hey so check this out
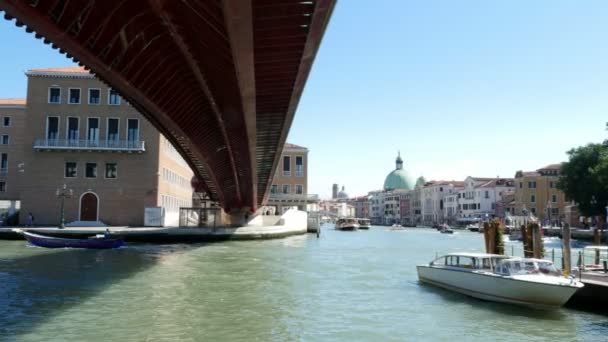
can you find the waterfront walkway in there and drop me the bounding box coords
[0,225,308,242]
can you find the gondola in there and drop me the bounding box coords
[21,230,124,249]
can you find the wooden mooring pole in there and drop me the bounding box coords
[532,223,542,259]
[562,223,571,275]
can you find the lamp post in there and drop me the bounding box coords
[547,200,552,227]
[56,184,73,229]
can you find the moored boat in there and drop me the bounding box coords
[335,218,359,231]
[417,253,583,309]
[358,218,371,229]
[390,224,405,230]
[21,230,124,249]
[439,224,453,234]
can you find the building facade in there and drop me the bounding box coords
[265,143,311,213]
[0,98,26,218]
[7,67,194,226]
[514,164,566,225]
[456,177,514,223]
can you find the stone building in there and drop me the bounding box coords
[2,66,194,226]
[265,143,312,214]
[514,164,566,225]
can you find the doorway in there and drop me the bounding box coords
[80,192,99,221]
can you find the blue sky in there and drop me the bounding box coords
[1,1,607,199]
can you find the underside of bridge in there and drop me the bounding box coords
[0,0,335,213]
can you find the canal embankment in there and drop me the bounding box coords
[0,210,309,242]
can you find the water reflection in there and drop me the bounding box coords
[0,244,191,339]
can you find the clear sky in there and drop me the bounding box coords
[1,1,607,199]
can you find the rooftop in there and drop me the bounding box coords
[26,66,93,78]
[538,163,563,170]
[284,143,307,151]
[28,66,88,73]
[0,98,26,106]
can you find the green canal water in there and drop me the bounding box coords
[0,225,606,341]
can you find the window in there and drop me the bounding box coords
[67,117,79,141]
[0,153,7,171]
[296,184,303,195]
[3,117,10,127]
[108,88,121,105]
[528,181,536,189]
[1,135,8,145]
[86,163,97,178]
[105,163,117,178]
[530,207,536,214]
[552,194,557,203]
[531,195,536,203]
[551,208,559,215]
[87,118,99,144]
[68,88,81,104]
[0,181,5,192]
[283,156,291,176]
[485,191,489,199]
[549,181,555,188]
[47,117,59,140]
[107,118,119,145]
[127,119,139,146]
[282,184,290,194]
[65,162,77,178]
[270,184,278,194]
[295,156,303,176]
[519,182,522,188]
[88,89,100,105]
[49,87,61,103]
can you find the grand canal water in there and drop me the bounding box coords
[1,226,606,341]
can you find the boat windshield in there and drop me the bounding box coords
[495,259,561,276]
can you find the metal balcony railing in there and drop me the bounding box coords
[34,139,145,152]
[268,193,318,202]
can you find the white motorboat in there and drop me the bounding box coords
[466,223,480,232]
[357,218,371,230]
[390,224,405,230]
[335,218,359,231]
[417,253,584,309]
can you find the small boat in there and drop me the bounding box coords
[22,230,124,249]
[357,218,371,229]
[390,224,406,230]
[466,224,479,232]
[417,253,584,309]
[335,218,359,231]
[439,224,453,234]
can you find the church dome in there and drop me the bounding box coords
[383,152,413,191]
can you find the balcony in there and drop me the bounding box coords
[34,139,145,153]
[268,193,318,203]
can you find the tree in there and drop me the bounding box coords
[557,143,608,239]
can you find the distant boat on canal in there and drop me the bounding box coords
[357,218,371,229]
[20,230,124,249]
[417,253,584,309]
[335,218,359,231]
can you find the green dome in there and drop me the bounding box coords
[384,152,413,190]
[384,169,413,191]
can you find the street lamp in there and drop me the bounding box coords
[56,184,73,229]
[546,200,552,227]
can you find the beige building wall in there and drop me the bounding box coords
[15,67,193,226]
[265,143,309,213]
[157,135,194,225]
[270,143,308,196]
[0,99,26,201]
[514,165,566,223]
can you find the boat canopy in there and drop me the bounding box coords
[494,258,561,276]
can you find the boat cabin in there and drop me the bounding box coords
[494,258,561,276]
[429,253,508,271]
